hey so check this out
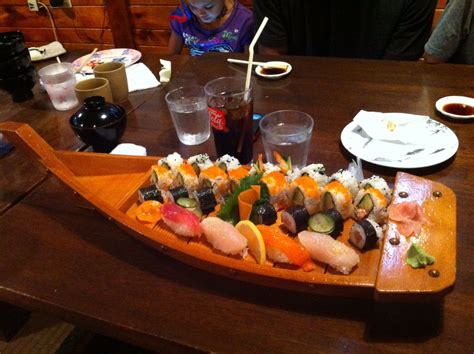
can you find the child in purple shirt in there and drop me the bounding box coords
[168,0,254,56]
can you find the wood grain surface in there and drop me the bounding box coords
[0,53,473,352]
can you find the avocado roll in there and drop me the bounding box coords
[151,164,174,191]
[291,175,321,215]
[321,180,353,220]
[138,185,164,203]
[174,163,199,192]
[251,201,277,225]
[353,187,388,225]
[281,205,310,235]
[349,219,383,250]
[308,209,344,238]
[193,187,217,215]
[166,185,189,203]
[188,153,213,176]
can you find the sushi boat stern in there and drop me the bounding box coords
[0,122,456,302]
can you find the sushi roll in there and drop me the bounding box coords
[308,209,344,238]
[201,217,248,256]
[353,187,388,224]
[261,171,291,210]
[161,202,201,238]
[251,201,277,225]
[257,225,313,270]
[193,187,217,215]
[166,185,189,203]
[281,205,310,234]
[216,154,241,172]
[151,164,174,191]
[300,163,329,188]
[159,152,183,170]
[298,230,360,275]
[290,175,321,215]
[188,153,213,175]
[199,165,230,200]
[216,154,250,191]
[330,169,359,199]
[321,180,353,219]
[138,184,164,203]
[349,219,383,250]
[174,163,199,192]
[175,197,203,218]
[359,175,392,204]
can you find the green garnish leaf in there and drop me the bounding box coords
[406,243,435,269]
[217,173,263,224]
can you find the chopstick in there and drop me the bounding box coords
[75,47,98,73]
[227,58,266,66]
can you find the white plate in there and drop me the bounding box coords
[255,61,292,79]
[435,96,474,120]
[340,116,459,169]
[72,48,142,74]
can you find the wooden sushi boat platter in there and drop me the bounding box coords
[0,122,456,302]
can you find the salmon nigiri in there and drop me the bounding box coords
[257,225,315,271]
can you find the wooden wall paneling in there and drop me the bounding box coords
[104,0,135,48]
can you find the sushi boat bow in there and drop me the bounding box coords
[0,122,456,302]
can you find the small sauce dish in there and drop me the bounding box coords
[435,95,474,120]
[255,61,292,79]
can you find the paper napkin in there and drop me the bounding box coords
[353,110,432,145]
[159,59,171,83]
[126,63,160,92]
[110,143,147,156]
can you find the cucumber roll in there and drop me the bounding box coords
[308,209,344,238]
[281,205,310,235]
[349,219,383,250]
[251,201,277,225]
[193,187,217,215]
[166,185,189,203]
[176,197,203,218]
[138,185,163,203]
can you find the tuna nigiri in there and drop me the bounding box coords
[257,225,315,271]
[200,217,248,256]
[297,230,360,274]
[161,202,201,238]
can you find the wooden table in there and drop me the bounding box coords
[0,53,473,353]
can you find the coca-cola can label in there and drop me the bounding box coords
[208,107,228,132]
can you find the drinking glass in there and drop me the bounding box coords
[204,76,253,164]
[38,62,78,111]
[165,85,211,146]
[259,110,314,168]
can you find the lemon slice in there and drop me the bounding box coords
[235,220,266,264]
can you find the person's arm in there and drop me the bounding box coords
[423,0,470,64]
[253,0,288,55]
[167,31,184,55]
[383,0,437,60]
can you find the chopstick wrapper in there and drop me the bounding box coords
[352,110,442,161]
[126,63,160,92]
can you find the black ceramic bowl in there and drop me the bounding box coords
[0,31,26,61]
[69,96,127,153]
[0,48,32,78]
[0,64,36,102]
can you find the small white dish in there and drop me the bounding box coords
[435,95,474,120]
[255,61,292,79]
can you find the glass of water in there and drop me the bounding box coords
[165,85,211,146]
[38,62,78,111]
[259,110,314,168]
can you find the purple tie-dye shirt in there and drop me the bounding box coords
[170,2,254,56]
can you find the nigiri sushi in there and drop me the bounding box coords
[200,217,248,256]
[297,230,360,274]
[257,225,314,271]
[161,202,201,238]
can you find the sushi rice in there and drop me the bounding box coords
[359,175,392,204]
[330,169,359,199]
